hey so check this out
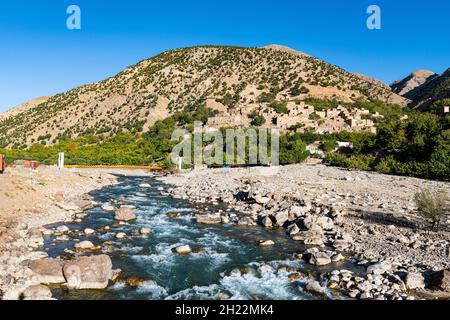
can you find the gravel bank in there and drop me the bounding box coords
[0,167,122,299]
[159,164,450,300]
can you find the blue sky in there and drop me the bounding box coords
[0,0,449,112]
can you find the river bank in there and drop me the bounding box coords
[158,164,450,300]
[0,166,138,299]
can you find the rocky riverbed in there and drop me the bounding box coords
[1,164,449,300]
[159,164,450,300]
[0,166,121,299]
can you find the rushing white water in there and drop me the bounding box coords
[43,175,340,300]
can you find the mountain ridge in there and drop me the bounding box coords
[0,45,408,148]
[391,69,437,97]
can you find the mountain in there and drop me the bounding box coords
[402,68,450,111]
[0,96,50,122]
[0,45,407,148]
[391,69,437,96]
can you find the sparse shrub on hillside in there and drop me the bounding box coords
[270,101,289,114]
[309,113,321,121]
[248,111,266,127]
[257,92,276,104]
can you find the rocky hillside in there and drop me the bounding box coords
[391,69,437,96]
[403,68,450,111]
[0,96,50,122]
[0,45,407,148]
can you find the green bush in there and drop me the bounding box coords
[414,189,448,230]
[270,101,289,114]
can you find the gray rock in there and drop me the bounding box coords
[254,195,271,205]
[56,225,69,233]
[309,251,332,266]
[196,213,222,225]
[367,261,392,275]
[101,204,115,212]
[84,228,95,235]
[29,258,65,284]
[333,239,351,251]
[238,217,257,226]
[63,254,114,290]
[114,206,136,221]
[21,284,52,300]
[75,241,95,250]
[27,228,43,238]
[304,215,334,230]
[305,281,327,295]
[221,215,230,224]
[261,216,273,228]
[172,245,192,255]
[258,240,275,247]
[286,223,300,236]
[405,272,425,290]
[272,211,289,227]
[290,206,306,217]
[293,227,326,246]
[331,253,345,263]
[140,227,152,235]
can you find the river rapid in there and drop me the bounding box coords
[43,175,357,300]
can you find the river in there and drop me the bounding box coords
[43,175,354,300]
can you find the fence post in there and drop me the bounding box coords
[58,152,65,169]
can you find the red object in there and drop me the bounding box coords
[0,155,5,173]
[23,160,40,169]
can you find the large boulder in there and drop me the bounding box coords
[29,258,65,284]
[305,280,327,295]
[292,226,326,246]
[172,245,192,255]
[63,255,114,289]
[196,213,222,225]
[303,215,334,230]
[21,284,52,300]
[114,206,136,221]
[333,239,352,251]
[428,269,450,292]
[75,240,95,251]
[272,211,289,227]
[261,216,273,228]
[367,261,392,275]
[290,206,306,218]
[405,272,425,290]
[308,251,332,266]
[254,195,271,205]
[286,223,300,236]
[237,217,257,226]
[74,199,94,211]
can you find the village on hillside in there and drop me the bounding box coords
[206,100,387,134]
